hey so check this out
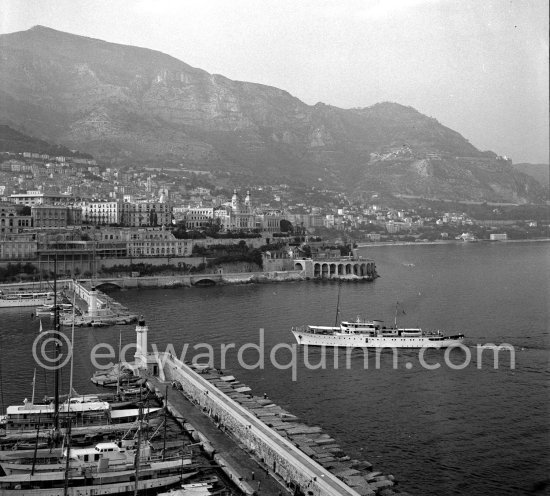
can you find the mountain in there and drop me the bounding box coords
[512,163,549,189]
[0,124,91,157]
[0,25,545,203]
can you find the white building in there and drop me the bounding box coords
[9,191,74,206]
[185,207,214,229]
[126,227,195,257]
[82,200,120,225]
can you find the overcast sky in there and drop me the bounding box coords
[1,0,548,163]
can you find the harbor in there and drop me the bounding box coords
[0,241,547,495]
[0,307,408,495]
[58,315,407,496]
[143,360,404,496]
[0,268,405,495]
[0,8,547,495]
[1,262,377,328]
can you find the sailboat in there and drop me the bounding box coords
[2,401,197,494]
[2,281,112,436]
[0,291,198,494]
[2,280,157,438]
[0,448,198,495]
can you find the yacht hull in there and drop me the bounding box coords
[292,330,465,348]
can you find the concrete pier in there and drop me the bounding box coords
[60,280,138,326]
[148,377,276,495]
[140,352,407,496]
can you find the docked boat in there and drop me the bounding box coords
[4,397,111,433]
[0,456,198,495]
[36,303,73,316]
[46,391,146,410]
[159,478,219,495]
[0,438,184,475]
[91,364,145,388]
[0,407,197,495]
[292,318,465,349]
[0,291,58,308]
[3,397,160,434]
[35,305,55,316]
[1,404,191,494]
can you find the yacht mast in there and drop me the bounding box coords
[68,286,76,397]
[133,403,143,496]
[334,282,342,327]
[116,330,122,398]
[30,415,40,476]
[31,368,36,404]
[53,255,60,433]
[63,420,72,496]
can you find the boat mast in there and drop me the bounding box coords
[63,419,72,496]
[116,329,122,398]
[162,386,168,461]
[334,281,342,326]
[133,403,143,496]
[53,255,60,433]
[68,285,76,398]
[31,368,36,404]
[31,415,40,476]
[394,301,398,328]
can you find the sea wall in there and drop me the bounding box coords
[160,353,364,496]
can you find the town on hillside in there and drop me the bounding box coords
[0,148,548,282]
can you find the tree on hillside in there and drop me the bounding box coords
[301,245,312,258]
[204,217,222,237]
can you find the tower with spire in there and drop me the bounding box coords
[231,189,240,213]
[228,189,255,229]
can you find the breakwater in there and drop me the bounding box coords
[143,353,409,496]
[63,280,138,326]
[0,261,377,297]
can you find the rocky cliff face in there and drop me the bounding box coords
[0,26,544,202]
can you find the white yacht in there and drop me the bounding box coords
[0,290,57,308]
[292,317,465,349]
[0,455,197,495]
[4,397,160,433]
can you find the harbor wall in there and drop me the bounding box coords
[74,271,305,289]
[0,262,372,294]
[0,271,304,293]
[158,352,362,496]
